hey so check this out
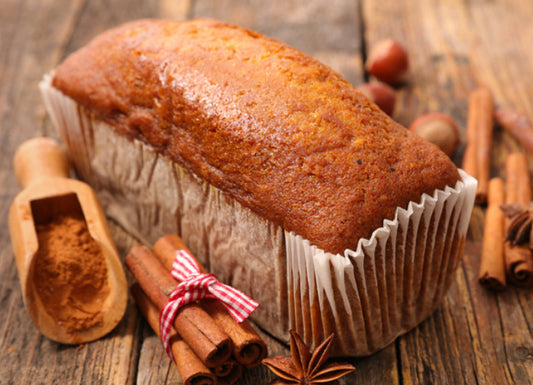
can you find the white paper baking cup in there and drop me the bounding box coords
[285,169,475,355]
[40,74,477,356]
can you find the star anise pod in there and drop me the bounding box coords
[262,330,355,385]
[500,202,533,248]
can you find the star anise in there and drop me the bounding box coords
[500,202,533,248]
[262,330,355,385]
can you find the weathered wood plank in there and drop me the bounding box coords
[467,0,533,117]
[363,0,476,130]
[0,1,86,384]
[0,0,83,146]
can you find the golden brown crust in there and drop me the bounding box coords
[52,18,459,254]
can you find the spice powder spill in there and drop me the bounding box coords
[33,214,110,334]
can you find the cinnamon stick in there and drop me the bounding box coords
[504,153,533,286]
[212,359,242,385]
[495,106,533,155]
[462,99,479,179]
[153,234,268,368]
[462,87,494,204]
[479,178,506,290]
[126,245,233,367]
[131,284,217,385]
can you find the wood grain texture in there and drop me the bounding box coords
[2,0,533,384]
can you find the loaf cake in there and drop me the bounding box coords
[40,18,477,356]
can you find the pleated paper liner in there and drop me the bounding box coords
[285,169,476,356]
[40,74,477,356]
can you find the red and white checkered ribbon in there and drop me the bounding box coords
[159,249,259,359]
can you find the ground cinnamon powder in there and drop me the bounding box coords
[33,214,110,334]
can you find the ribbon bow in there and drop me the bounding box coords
[159,249,259,359]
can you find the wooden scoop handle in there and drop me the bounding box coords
[14,137,70,189]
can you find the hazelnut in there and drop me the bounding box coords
[409,113,460,157]
[357,81,396,116]
[365,39,409,85]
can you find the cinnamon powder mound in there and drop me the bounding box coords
[33,215,110,334]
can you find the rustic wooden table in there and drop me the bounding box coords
[2,0,533,384]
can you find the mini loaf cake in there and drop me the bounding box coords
[51,18,459,254]
[41,18,476,356]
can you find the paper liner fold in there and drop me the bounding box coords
[285,169,476,355]
[40,74,477,356]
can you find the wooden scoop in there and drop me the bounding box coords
[8,137,128,344]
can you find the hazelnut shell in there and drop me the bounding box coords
[409,113,460,157]
[357,82,396,116]
[365,39,409,85]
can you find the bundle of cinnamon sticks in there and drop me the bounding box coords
[126,234,267,385]
[479,153,533,290]
[461,86,533,290]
